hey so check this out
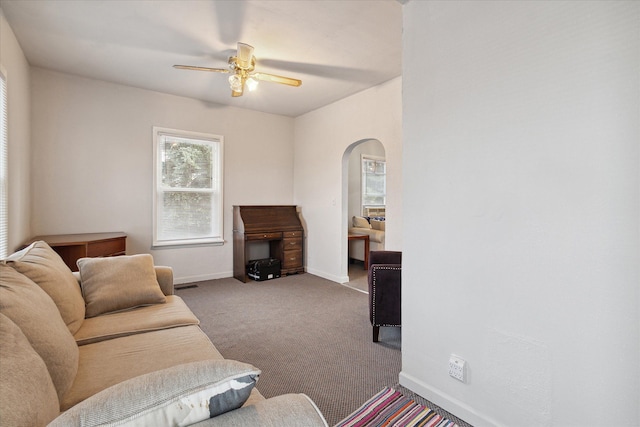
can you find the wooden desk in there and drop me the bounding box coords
[233,206,305,282]
[348,234,370,269]
[26,232,127,272]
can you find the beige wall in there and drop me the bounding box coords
[30,68,295,282]
[294,77,402,283]
[0,8,31,253]
[2,7,403,284]
[8,48,402,286]
[401,1,639,426]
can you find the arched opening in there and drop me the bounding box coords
[341,139,386,289]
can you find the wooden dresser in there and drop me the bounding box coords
[25,232,126,272]
[233,206,304,282]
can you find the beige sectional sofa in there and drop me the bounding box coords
[0,241,327,427]
[348,216,385,262]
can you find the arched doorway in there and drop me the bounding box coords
[341,139,386,286]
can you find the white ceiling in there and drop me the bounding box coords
[0,0,403,117]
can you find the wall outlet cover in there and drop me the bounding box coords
[449,355,466,382]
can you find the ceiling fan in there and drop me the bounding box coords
[173,42,302,97]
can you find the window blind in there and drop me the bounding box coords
[0,70,8,258]
[362,156,386,209]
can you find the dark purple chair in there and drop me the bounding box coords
[368,251,401,342]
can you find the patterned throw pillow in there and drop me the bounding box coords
[49,359,261,427]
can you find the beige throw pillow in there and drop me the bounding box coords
[77,254,166,318]
[352,216,371,229]
[0,313,61,427]
[5,240,85,334]
[0,264,79,400]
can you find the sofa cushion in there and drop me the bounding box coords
[0,313,61,427]
[371,219,385,231]
[0,264,79,401]
[5,240,85,333]
[352,216,371,229]
[50,359,260,427]
[77,254,166,318]
[61,324,226,410]
[74,295,200,345]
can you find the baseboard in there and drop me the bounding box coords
[399,371,502,427]
[174,269,350,286]
[174,271,233,285]
[305,267,349,284]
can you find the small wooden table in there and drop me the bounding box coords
[25,232,127,272]
[348,234,370,270]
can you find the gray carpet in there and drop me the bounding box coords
[176,273,401,426]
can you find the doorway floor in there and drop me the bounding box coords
[345,260,368,293]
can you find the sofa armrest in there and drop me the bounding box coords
[189,394,328,427]
[155,266,174,295]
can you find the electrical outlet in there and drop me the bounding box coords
[449,355,466,382]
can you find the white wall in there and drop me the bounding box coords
[401,1,639,426]
[30,68,295,283]
[294,77,402,283]
[0,9,31,252]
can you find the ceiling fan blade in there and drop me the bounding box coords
[253,72,302,87]
[260,58,372,82]
[173,65,229,73]
[236,43,254,69]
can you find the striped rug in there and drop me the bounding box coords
[335,387,459,427]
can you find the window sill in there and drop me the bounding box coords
[152,238,225,249]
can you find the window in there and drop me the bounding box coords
[361,155,386,215]
[153,127,223,247]
[0,68,7,258]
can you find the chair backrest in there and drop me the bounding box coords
[369,251,401,267]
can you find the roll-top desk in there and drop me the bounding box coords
[233,205,304,283]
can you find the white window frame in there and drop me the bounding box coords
[152,127,224,247]
[361,154,386,216]
[0,66,8,258]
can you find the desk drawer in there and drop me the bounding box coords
[283,237,302,251]
[246,232,282,241]
[283,231,302,238]
[282,249,303,269]
[86,237,126,257]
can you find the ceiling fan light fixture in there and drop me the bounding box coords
[175,41,301,98]
[228,74,243,92]
[246,76,259,91]
[236,43,254,69]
